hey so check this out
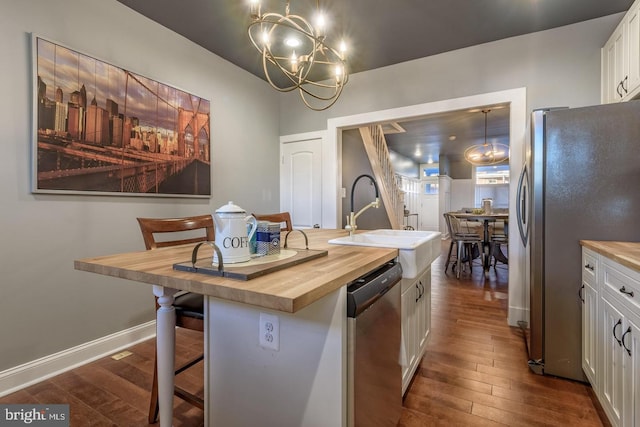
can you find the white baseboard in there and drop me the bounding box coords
[0,321,156,397]
[508,306,529,327]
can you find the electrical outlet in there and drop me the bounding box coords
[259,313,280,351]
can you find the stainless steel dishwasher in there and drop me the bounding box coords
[347,260,403,427]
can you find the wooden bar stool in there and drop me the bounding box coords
[137,215,213,423]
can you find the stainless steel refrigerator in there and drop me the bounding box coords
[516,102,640,382]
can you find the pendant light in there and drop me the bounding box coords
[464,109,509,166]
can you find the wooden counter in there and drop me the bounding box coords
[580,240,640,273]
[74,229,398,313]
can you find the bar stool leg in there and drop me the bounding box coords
[153,286,178,427]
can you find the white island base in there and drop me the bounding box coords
[206,288,347,427]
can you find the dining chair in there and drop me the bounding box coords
[137,214,213,424]
[252,211,293,232]
[490,220,509,269]
[443,213,483,279]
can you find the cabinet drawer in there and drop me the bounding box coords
[582,248,598,286]
[603,258,640,313]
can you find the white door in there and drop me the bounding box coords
[419,177,439,232]
[281,138,322,228]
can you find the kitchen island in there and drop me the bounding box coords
[75,229,399,427]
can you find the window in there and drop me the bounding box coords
[475,165,509,184]
[475,165,509,208]
[422,167,439,178]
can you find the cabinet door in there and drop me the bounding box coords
[582,280,598,386]
[622,318,639,427]
[602,296,625,426]
[626,4,640,99]
[401,285,417,392]
[416,270,431,354]
[615,23,628,102]
[603,22,627,104]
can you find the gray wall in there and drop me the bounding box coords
[447,157,474,179]
[278,14,623,135]
[294,14,620,235]
[0,0,280,371]
[341,130,392,230]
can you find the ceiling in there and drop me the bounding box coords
[383,105,510,166]
[115,0,630,164]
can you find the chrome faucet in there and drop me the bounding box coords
[345,174,380,236]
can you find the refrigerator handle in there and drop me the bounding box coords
[516,163,529,246]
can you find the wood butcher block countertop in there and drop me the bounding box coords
[580,240,640,273]
[75,229,398,313]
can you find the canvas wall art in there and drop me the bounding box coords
[32,35,211,197]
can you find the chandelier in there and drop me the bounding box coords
[464,109,509,165]
[248,0,349,111]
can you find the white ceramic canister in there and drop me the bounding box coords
[212,201,258,263]
[482,198,493,214]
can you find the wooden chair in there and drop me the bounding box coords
[252,212,293,232]
[137,214,213,424]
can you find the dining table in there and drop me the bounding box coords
[74,229,398,427]
[448,211,509,272]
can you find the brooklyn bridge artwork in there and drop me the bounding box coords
[33,36,211,197]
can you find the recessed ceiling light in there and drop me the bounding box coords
[449,135,456,141]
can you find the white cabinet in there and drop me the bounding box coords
[582,245,640,427]
[602,259,640,427]
[601,294,625,426]
[416,271,431,354]
[602,0,640,103]
[581,248,599,386]
[401,267,431,395]
[602,20,626,103]
[623,319,640,427]
[401,283,417,388]
[626,5,640,97]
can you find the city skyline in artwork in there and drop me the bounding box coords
[34,36,211,197]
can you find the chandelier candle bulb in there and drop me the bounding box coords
[316,13,326,37]
[335,65,343,83]
[250,0,261,18]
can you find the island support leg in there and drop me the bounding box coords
[153,286,178,427]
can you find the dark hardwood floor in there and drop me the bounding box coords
[1,240,607,426]
[400,241,607,426]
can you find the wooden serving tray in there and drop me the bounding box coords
[173,248,328,281]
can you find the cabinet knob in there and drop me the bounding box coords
[584,263,594,272]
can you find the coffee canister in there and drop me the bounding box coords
[256,221,281,256]
[482,198,493,214]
